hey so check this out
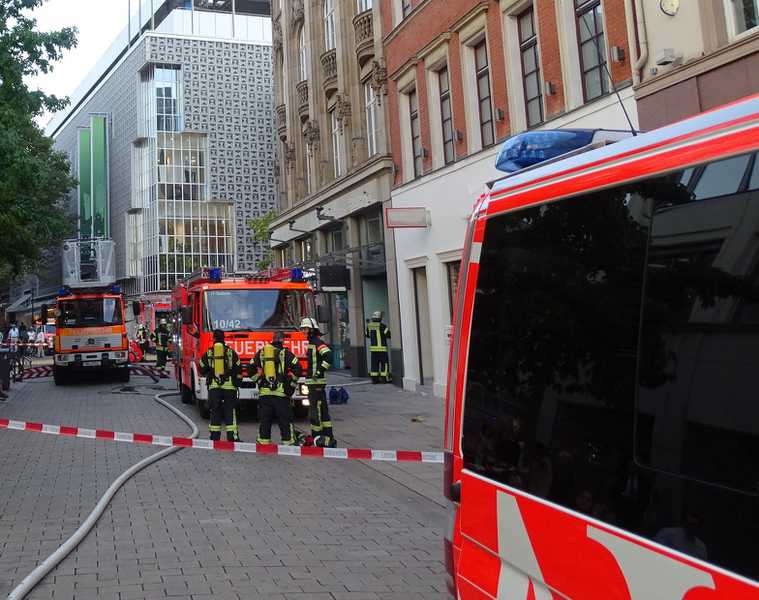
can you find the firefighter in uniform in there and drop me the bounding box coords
[366,311,392,384]
[250,331,302,445]
[151,319,170,369]
[199,329,242,442]
[135,324,149,359]
[300,317,336,447]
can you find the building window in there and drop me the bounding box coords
[155,66,182,132]
[409,89,422,178]
[298,26,308,81]
[446,260,460,319]
[303,142,311,195]
[474,40,494,148]
[299,237,313,262]
[728,0,759,35]
[366,214,383,244]
[518,7,543,127]
[330,109,342,177]
[324,0,336,50]
[575,0,609,101]
[439,67,455,165]
[364,82,379,157]
[357,0,372,11]
[329,228,344,253]
[401,0,412,17]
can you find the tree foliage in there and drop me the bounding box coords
[249,209,278,270]
[0,0,77,275]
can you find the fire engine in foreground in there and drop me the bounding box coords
[53,239,130,385]
[172,267,315,418]
[446,95,759,598]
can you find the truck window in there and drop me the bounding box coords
[462,151,759,580]
[57,298,124,327]
[203,289,310,332]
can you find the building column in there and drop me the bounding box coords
[345,215,367,377]
[382,199,404,386]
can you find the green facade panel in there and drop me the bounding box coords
[90,115,109,238]
[78,128,92,238]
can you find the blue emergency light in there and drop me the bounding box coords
[58,286,70,297]
[209,267,222,283]
[290,268,304,282]
[109,284,121,294]
[495,129,596,173]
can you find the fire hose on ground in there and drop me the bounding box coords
[7,391,198,600]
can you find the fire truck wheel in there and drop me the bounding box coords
[117,367,130,383]
[180,383,193,404]
[53,366,67,386]
[198,399,210,420]
[293,404,309,420]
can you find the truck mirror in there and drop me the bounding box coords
[316,304,330,323]
[180,307,192,324]
[132,301,142,317]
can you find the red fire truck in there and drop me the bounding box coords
[445,95,759,598]
[133,297,174,352]
[172,267,317,418]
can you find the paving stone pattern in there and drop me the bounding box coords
[0,372,447,599]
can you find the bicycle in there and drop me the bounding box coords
[9,347,33,382]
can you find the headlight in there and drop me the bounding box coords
[302,399,310,406]
[300,384,309,396]
[115,352,126,358]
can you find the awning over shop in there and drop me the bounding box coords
[5,294,30,314]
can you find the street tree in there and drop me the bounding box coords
[0,0,77,275]
[249,209,278,270]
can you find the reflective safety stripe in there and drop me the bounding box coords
[256,436,271,444]
[209,425,222,432]
[318,346,330,355]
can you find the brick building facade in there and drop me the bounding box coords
[381,0,639,395]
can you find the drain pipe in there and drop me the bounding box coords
[626,0,649,86]
[7,392,198,600]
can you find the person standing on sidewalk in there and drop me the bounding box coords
[35,326,46,358]
[250,331,302,445]
[199,329,242,442]
[7,323,18,353]
[365,311,392,384]
[151,319,170,370]
[300,317,336,447]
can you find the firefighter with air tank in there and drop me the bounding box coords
[250,331,302,445]
[199,329,242,442]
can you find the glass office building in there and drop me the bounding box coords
[34,0,275,307]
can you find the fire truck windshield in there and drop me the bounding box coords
[57,298,123,327]
[204,289,311,332]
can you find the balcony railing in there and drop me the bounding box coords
[353,9,374,67]
[275,104,287,140]
[296,80,309,121]
[320,48,338,95]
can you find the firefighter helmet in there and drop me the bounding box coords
[300,317,319,330]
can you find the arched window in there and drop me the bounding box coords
[324,0,336,50]
[298,27,308,81]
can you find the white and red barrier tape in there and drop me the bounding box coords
[0,418,444,463]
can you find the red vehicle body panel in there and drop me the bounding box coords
[446,95,759,599]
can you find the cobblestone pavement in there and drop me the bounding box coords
[0,368,447,600]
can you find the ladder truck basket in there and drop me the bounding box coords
[62,238,116,289]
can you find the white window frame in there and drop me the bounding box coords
[357,0,373,12]
[298,26,308,82]
[324,0,336,50]
[330,109,343,177]
[725,0,759,39]
[364,82,379,157]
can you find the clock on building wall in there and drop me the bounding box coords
[660,0,680,16]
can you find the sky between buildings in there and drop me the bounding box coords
[25,0,128,127]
